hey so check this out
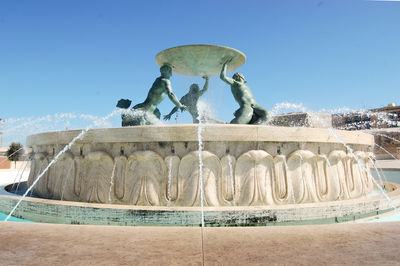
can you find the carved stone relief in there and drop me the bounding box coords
[26,146,375,207]
[123,151,167,206]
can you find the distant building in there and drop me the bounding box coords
[0,147,7,157]
[332,103,400,160]
[272,112,332,128]
[332,103,400,130]
[0,147,10,169]
[275,104,400,160]
[368,128,400,160]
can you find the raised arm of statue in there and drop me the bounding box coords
[165,79,186,111]
[220,61,235,85]
[199,76,209,96]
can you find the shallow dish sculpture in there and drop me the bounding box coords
[155,44,246,76]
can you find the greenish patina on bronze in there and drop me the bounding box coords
[117,65,186,126]
[220,60,269,124]
[117,45,268,126]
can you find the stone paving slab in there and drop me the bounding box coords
[0,169,29,186]
[375,160,400,170]
[1,221,400,265]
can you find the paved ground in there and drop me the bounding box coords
[375,160,400,170]
[1,163,400,265]
[1,221,400,265]
[0,168,29,186]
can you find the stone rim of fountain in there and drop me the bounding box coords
[26,124,374,145]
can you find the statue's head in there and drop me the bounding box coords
[233,72,246,83]
[190,84,199,93]
[160,64,172,78]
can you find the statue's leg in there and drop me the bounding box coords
[153,108,161,119]
[251,105,269,124]
[230,105,253,124]
[190,110,200,124]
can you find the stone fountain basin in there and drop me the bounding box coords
[24,125,376,208]
[1,125,397,226]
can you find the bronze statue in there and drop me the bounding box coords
[220,60,268,124]
[117,64,186,126]
[164,76,225,124]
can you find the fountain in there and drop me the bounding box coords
[1,45,399,226]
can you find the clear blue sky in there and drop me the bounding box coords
[1,0,399,145]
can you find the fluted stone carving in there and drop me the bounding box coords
[113,155,127,201]
[235,150,274,206]
[272,155,293,204]
[287,150,319,203]
[314,155,338,202]
[221,155,236,204]
[28,148,375,207]
[176,151,225,207]
[123,151,168,206]
[78,151,114,203]
[27,152,50,198]
[47,152,77,201]
[165,155,180,203]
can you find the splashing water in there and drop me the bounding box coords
[326,124,397,211]
[371,133,400,144]
[12,160,30,193]
[5,129,89,221]
[375,143,398,160]
[120,109,165,126]
[108,162,116,204]
[196,100,207,266]
[5,109,121,221]
[167,157,173,204]
[2,113,115,146]
[277,102,398,210]
[227,155,235,205]
[197,117,205,227]
[368,158,387,187]
[196,100,224,124]
[269,102,308,117]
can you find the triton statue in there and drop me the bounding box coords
[117,64,186,126]
[220,60,269,124]
[163,76,225,124]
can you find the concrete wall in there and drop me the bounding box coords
[0,159,29,170]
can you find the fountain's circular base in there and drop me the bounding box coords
[1,182,399,226]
